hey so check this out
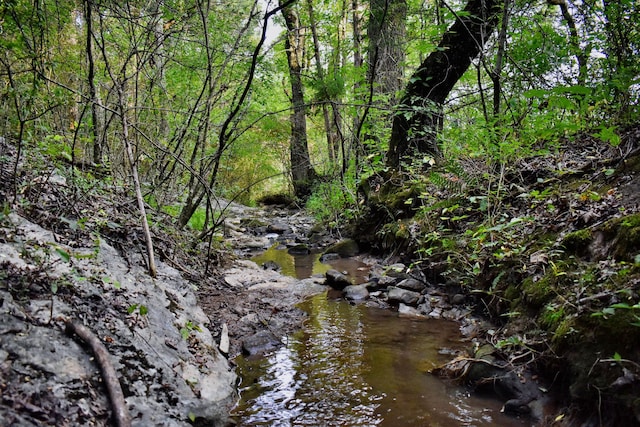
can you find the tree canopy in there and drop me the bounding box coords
[0,0,638,221]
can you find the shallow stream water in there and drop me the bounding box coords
[232,249,527,426]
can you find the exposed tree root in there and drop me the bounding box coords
[65,320,132,427]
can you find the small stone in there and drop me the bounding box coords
[451,294,466,305]
[387,286,421,306]
[241,330,283,356]
[325,269,352,290]
[377,275,399,288]
[385,263,408,278]
[428,307,443,318]
[219,323,229,355]
[322,239,359,257]
[267,222,293,234]
[344,284,369,301]
[397,278,426,292]
[262,260,280,271]
[398,303,425,318]
[319,253,341,262]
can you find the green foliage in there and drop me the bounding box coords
[310,74,345,101]
[180,320,202,341]
[127,304,149,317]
[306,178,358,226]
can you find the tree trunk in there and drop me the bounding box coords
[84,0,104,165]
[492,0,510,118]
[280,1,317,199]
[351,0,364,165]
[367,0,406,103]
[548,0,587,86]
[386,0,501,169]
[602,0,633,120]
[119,85,157,278]
[306,0,336,163]
[362,0,407,156]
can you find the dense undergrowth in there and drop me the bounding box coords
[346,126,640,425]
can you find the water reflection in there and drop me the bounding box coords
[232,294,527,427]
[250,246,370,284]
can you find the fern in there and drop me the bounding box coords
[427,160,477,195]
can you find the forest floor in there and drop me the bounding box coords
[1,126,639,426]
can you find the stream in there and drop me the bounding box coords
[231,248,527,426]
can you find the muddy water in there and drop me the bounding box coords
[233,250,527,426]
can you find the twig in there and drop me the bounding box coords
[65,320,131,427]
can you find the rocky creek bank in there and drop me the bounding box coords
[5,129,638,426]
[0,210,236,426]
[209,202,551,424]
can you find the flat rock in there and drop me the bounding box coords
[398,303,426,318]
[396,278,426,292]
[267,222,293,234]
[322,239,359,257]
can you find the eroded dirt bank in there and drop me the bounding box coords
[351,127,640,426]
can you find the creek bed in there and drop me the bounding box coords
[232,249,527,426]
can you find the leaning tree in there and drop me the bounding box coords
[386,0,501,169]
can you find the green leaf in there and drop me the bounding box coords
[523,89,548,98]
[611,303,631,309]
[54,247,71,263]
[613,352,622,361]
[594,126,621,147]
[139,305,148,316]
[558,85,591,95]
[127,304,138,315]
[180,328,190,340]
[51,282,58,294]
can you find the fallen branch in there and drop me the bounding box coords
[65,320,131,427]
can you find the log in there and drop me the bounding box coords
[65,320,131,427]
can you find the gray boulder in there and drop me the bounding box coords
[241,330,283,356]
[267,222,293,234]
[322,239,359,257]
[396,278,426,292]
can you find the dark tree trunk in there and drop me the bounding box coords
[361,0,407,157]
[548,0,587,86]
[85,0,104,165]
[386,0,501,169]
[281,1,317,199]
[307,0,336,162]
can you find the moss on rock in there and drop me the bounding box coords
[561,228,593,256]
